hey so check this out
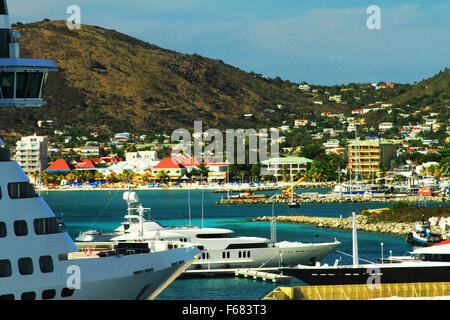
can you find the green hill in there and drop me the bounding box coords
[0,20,344,141]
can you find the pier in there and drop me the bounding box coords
[219,193,448,204]
[263,281,450,300]
[183,267,291,283]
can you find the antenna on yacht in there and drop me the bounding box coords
[188,188,191,226]
[352,211,359,267]
[270,201,277,243]
[201,189,204,229]
[138,204,144,242]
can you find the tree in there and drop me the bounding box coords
[156,170,169,182]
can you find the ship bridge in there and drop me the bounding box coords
[0,0,58,108]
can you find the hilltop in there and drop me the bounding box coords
[0,20,347,140]
[0,20,447,143]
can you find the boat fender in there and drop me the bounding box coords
[84,247,92,256]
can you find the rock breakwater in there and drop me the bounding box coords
[252,210,450,239]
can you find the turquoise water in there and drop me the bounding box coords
[41,189,442,300]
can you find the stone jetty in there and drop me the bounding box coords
[220,194,448,204]
[252,209,450,239]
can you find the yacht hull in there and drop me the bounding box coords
[1,246,199,300]
[282,264,450,285]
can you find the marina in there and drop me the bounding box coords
[40,188,446,300]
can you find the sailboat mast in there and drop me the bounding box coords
[352,211,359,267]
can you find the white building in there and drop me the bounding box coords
[15,134,48,173]
[125,150,158,162]
[378,122,394,132]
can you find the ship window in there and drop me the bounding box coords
[0,294,14,300]
[0,222,6,237]
[39,256,54,273]
[42,289,56,300]
[0,72,14,99]
[226,243,269,249]
[0,1,6,15]
[196,233,231,239]
[8,182,37,199]
[61,288,74,298]
[18,257,33,275]
[0,259,11,277]
[16,72,43,99]
[34,218,60,235]
[21,292,36,300]
[14,220,28,236]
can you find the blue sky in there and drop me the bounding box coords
[9,0,450,85]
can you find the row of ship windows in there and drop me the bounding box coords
[0,182,38,200]
[0,255,54,277]
[0,218,61,238]
[0,288,74,300]
[198,251,252,260]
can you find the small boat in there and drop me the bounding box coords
[289,201,301,208]
[406,218,442,247]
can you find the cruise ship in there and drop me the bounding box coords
[0,0,200,300]
[77,191,341,272]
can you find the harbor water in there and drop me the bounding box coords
[42,188,439,300]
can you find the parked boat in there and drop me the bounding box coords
[406,218,442,247]
[77,191,340,272]
[282,212,450,285]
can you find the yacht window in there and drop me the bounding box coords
[39,256,54,273]
[18,257,33,275]
[21,292,36,300]
[0,222,6,238]
[8,182,37,199]
[14,220,28,236]
[226,243,268,249]
[34,218,60,235]
[196,233,231,239]
[61,288,74,298]
[0,259,11,277]
[42,289,56,300]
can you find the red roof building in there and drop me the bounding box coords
[45,159,72,172]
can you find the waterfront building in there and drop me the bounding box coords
[125,150,157,162]
[81,141,100,158]
[348,140,397,179]
[261,156,313,180]
[151,158,187,180]
[206,162,230,182]
[15,134,48,174]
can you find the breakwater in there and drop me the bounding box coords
[220,194,448,204]
[252,210,450,239]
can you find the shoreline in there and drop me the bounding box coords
[252,210,450,239]
[35,181,333,192]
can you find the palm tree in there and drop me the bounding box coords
[156,170,169,182]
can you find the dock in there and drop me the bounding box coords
[263,282,450,300]
[183,267,291,283]
[234,269,291,283]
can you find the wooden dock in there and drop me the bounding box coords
[235,269,291,283]
[184,267,291,283]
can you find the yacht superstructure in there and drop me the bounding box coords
[77,192,341,272]
[0,0,199,300]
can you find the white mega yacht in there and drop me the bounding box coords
[77,192,341,272]
[0,0,199,300]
